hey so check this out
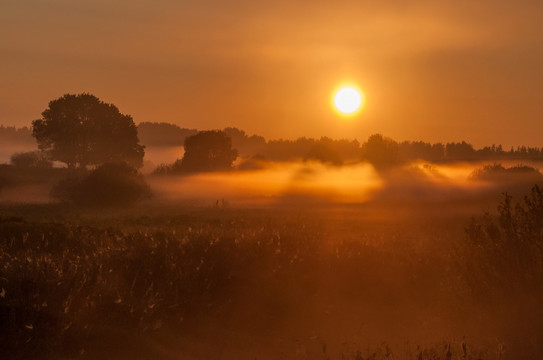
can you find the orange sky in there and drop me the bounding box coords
[1,0,543,147]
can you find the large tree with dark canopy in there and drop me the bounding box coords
[32,93,144,168]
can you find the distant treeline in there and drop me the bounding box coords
[4,122,543,164]
[0,125,34,144]
[137,122,543,164]
[137,122,198,147]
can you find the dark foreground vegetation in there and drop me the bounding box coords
[1,184,543,359]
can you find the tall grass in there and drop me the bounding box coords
[0,200,537,359]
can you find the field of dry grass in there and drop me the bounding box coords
[1,195,541,359]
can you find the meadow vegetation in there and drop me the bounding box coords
[1,184,542,359]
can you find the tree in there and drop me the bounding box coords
[32,93,144,168]
[361,134,400,169]
[304,143,343,166]
[175,130,238,173]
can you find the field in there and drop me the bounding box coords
[1,158,543,359]
[1,183,542,360]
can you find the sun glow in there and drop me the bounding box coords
[333,86,363,115]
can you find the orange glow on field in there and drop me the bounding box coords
[147,162,383,205]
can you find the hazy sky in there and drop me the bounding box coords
[1,0,543,147]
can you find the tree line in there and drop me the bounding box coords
[5,92,543,173]
[139,123,543,167]
[3,92,543,205]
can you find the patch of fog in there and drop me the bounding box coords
[147,162,383,205]
[2,157,541,207]
[145,159,542,212]
[142,146,184,174]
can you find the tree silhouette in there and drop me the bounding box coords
[176,130,238,172]
[361,134,401,169]
[32,93,144,168]
[304,143,343,166]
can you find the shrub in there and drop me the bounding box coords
[469,163,542,183]
[51,162,151,206]
[10,151,52,168]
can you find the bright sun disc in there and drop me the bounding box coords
[334,87,362,115]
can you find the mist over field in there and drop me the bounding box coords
[3,125,543,359]
[5,146,542,208]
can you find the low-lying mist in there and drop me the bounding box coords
[3,154,542,211]
[147,158,543,210]
[148,161,382,205]
[2,152,543,358]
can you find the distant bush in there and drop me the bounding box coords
[10,151,52,168]
[469,163,542,182]
[51,162,151,206]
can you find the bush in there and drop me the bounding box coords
[469,163,542,183]
[51,162,151,206]
[464,184,543,292]
[462,185,543,355]
[10,151,52,168]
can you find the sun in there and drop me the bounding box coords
[333,86,363,115]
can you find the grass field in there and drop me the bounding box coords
[1,161,543,359]
[0,198,539,359]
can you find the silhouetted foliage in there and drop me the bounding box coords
[361,134,401,169]
[129,121,543,164]
[0,125,34,144]
[464,184,543,299]
[32,94,145,169]
[398,141,445,162]
[470,163,542,183]
[317,137,361,161]
[461,185,543,354]
[224,127,267,158]
[51,162,151,206]
[445,141,476,160]
[137,122,197,147]
[262,137,315,161]
[259,137,360,162]
[304,143,343,166]
[169,130,238,173]
[10,151,52,168]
